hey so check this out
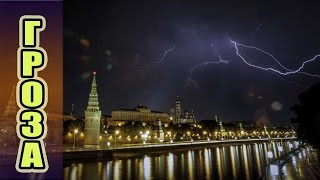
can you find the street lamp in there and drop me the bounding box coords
[107,142,110,149]
[167,131,171,140]
[141,131,149,147]
[99,135,102,147]
[73,129,78,149]
[187,131,190,141]
[115,130,119,148]
[203,131,207,140]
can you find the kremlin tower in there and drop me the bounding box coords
[175,96,181,124]
[84,72,101,148]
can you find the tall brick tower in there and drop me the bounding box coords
[84,71,101,148]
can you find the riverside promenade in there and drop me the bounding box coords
[64,137,295,160]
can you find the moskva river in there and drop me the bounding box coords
[64,140,298,180]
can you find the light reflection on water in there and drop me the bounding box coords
[167,153,174,180]
[64,141,294,180]
[187,150,194,180]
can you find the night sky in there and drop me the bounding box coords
[64,1,320,125]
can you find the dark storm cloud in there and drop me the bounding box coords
[64,0,320,124]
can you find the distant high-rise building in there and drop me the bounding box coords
[169,107,175,122]
[190,110,196,123]
[84,72,101,148]
[3,86,17,117]
[0,86,19,147]
[175,96,181,123]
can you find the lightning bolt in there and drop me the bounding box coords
[272,73,305,88]
[229,38,320,78]
[185,55,229,88]
[139,44,176,71]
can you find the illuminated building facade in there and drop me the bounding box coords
[179,110,196,124]
[107,105,170,126]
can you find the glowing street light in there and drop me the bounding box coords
[107,142,110,149]
[203,131,207,140]
[141,131,149,147]
[187,131,191,141]
[115,130,120,148]
[73,129,78,149]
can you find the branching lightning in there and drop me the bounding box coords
[229,38,320,78]
[272,73,305,88]
[139,44,176,71]
[185,55,229,88]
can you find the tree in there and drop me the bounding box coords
[290,83,320,149]
[63,118,84,135]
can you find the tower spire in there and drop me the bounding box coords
[86,71,100,111]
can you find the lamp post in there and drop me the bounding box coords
[73,129,78,149]
[143,134,148,147]
[167,131,171,141]
[115,130,119,148]
[99,135,102,148]
[141,131,149,147]
[203,131,207,140]
[187,131,190,141]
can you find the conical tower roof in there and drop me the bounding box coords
[86,71,100,112]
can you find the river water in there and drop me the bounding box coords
[64,140,297,180]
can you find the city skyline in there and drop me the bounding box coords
[65,71,295,126]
